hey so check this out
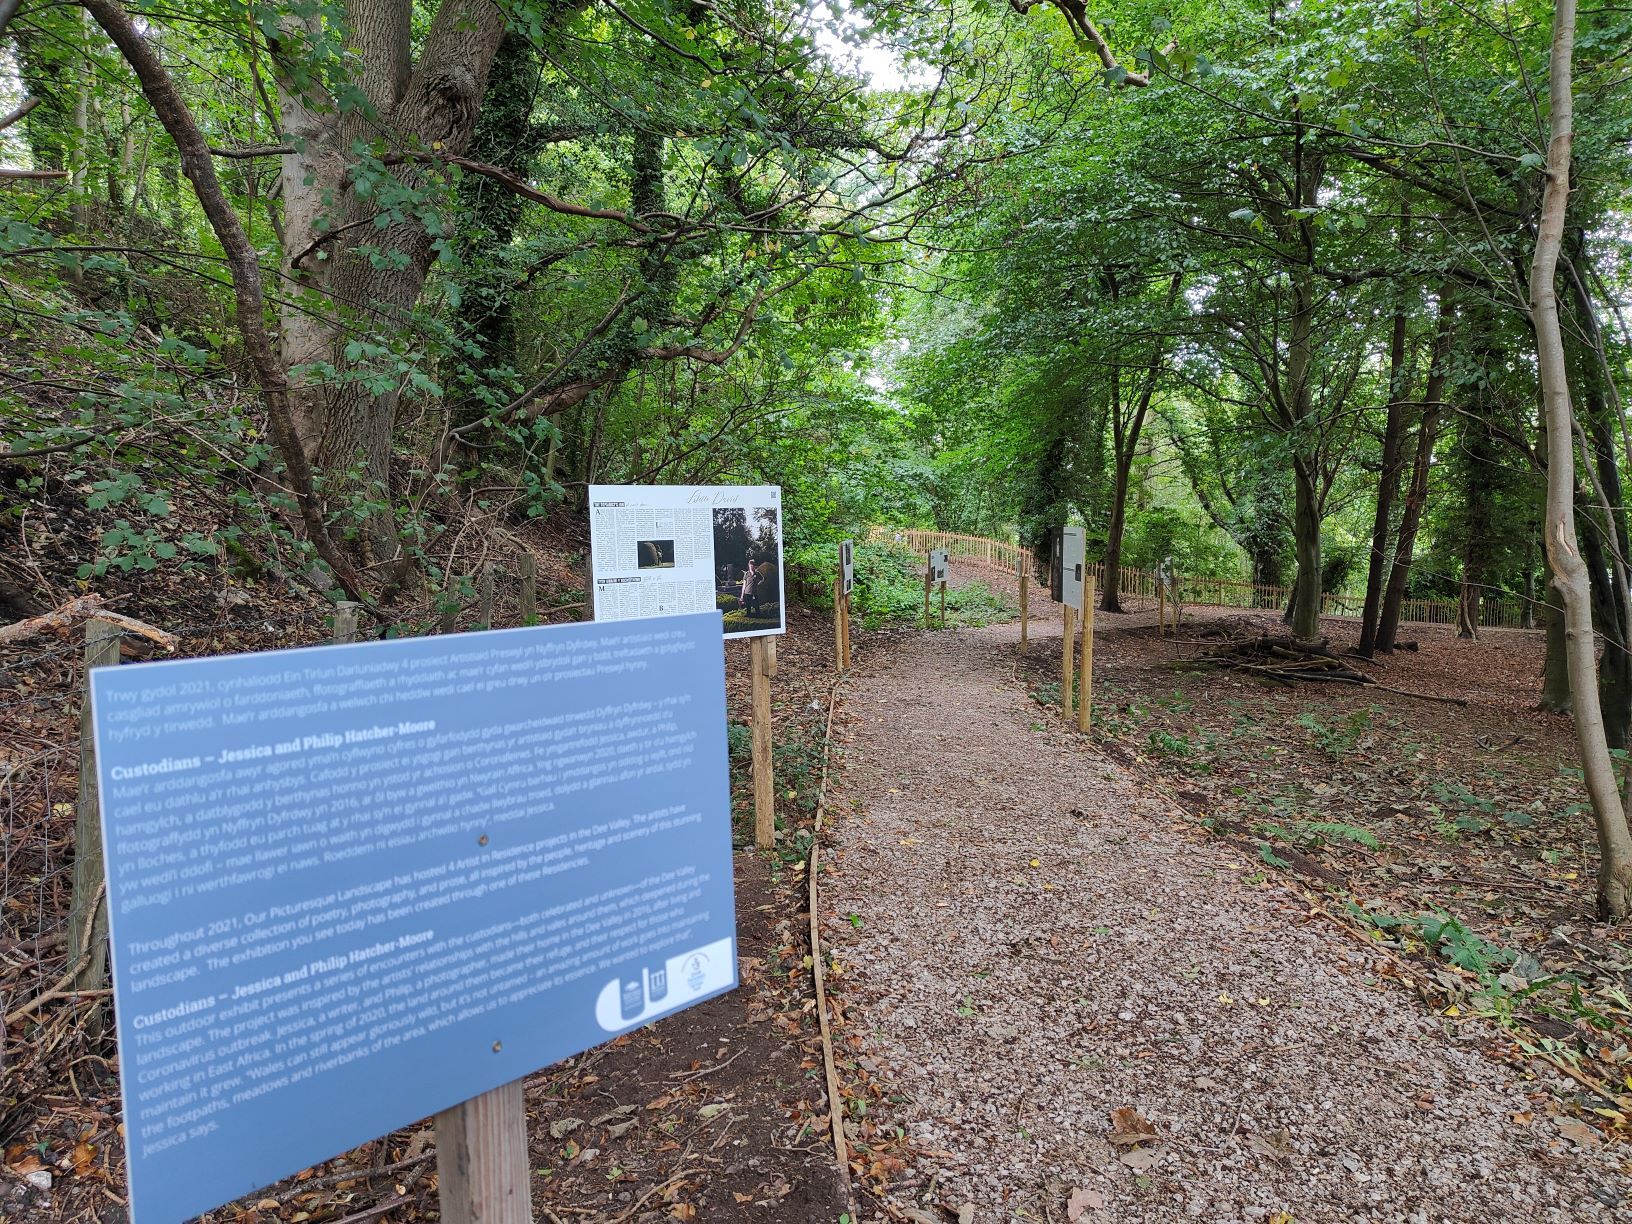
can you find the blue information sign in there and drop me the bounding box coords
[90,613,737,1224]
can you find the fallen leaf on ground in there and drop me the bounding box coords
[1107,1107,1159,1147]
[1247,1129,1294,1160]
[1118,1147,1158,1171]
[1555,1117,1600,1147]
[1067,1186,1105,1219]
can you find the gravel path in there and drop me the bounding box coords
[822,619,1630,1223]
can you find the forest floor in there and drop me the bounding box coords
[1,545,854,1223]
[819,576,1632,1222]
[8,548,1632,1223]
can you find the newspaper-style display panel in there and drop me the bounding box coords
[840,540,855,595]
[929,548,949,584]
[589,485,785,639]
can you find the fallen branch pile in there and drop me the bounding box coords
[1194,633,1468,705]
[1197,634,1370,683]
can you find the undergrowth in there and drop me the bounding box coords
[795,540,1016,630]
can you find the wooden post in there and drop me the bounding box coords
[843,593,852,669]
[838,585,852,670]
[833,573,845,673]
[923,561,932,628]
[434,1078,532,1224]
[70,617,121,1036]
[939,580,947,627]
[1157,583,1166,636]
[518,553,537,624]
[1078,577,1095,734]
[1018,564,1029,655]
[751,636,775,849]
[1061,604,1076,723]
[333,601,360,644]
[439,571,461,635]
[478,563,495,631]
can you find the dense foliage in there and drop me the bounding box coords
[3,0,1632,906]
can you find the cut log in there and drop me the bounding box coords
[0,595,178,650]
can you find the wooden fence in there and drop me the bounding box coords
[870,527,1529,631]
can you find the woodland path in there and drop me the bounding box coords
[820,614,1630,1223]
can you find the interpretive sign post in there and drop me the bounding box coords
[834,541,853,672]
[925,549,949,628]
[587,484,785,850]
[1062,603,1076,723]
[90,613,737,1224]
[1018,555,1029,655]
[1078,575,1096,734]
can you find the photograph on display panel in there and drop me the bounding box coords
[589,485,785,639]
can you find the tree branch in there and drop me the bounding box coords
[1007,0,1152,86]
[82,0,367,605]
[0,95,41,134]
[384,151,657,233]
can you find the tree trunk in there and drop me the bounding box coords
[1531,0,1632,918]
[1541,582,1572,713]
[446,32,546,461]
[1579,498,1632,747]
[1359,292,1411,656]
[1457,402,1497,640]
[270,10,344,461]
[1284,136,1322,642]
[1100,455,1130,614]
[273,0,510,560]
[1289,455,1321,639]
[1100,271,1178,615]
[1566,239,1632,751]
[1378,302,1456,651]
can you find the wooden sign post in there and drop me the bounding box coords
[435,1081,531,1224]
[835,542,853,671]
[1078,576,1095,734]
[1157,581,1167,637]
[923,560,932,628]
[844,596,852,668]
[833,573,846,672]
[517,552,538,624]
[1061,603,1076,723]
[939,575,947,627]
[70,617,121,1039]
[1018,557,1029,655]
[751,636,776,848]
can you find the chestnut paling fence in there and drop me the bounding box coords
[871,527,1530,631]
